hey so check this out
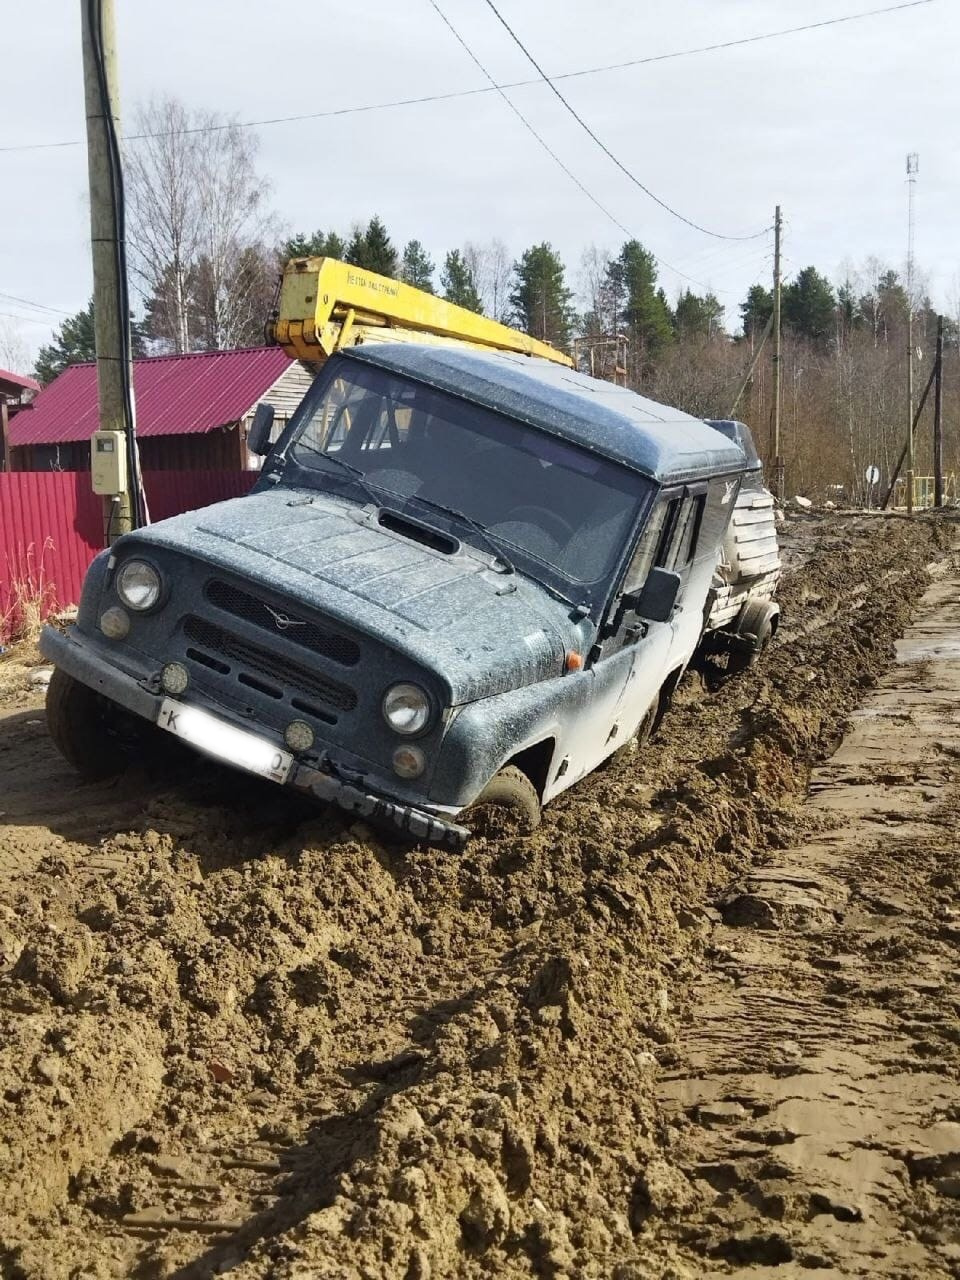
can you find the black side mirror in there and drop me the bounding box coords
[627,567,681,623]
[247,402,275,457]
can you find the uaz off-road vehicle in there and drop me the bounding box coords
[42,344,779,848]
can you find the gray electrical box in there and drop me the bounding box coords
[91,430,128,495]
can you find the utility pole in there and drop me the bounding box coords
[81,0,134,542]
[905,152,918,515]
[771,205,784,503]
[934,314,944,508]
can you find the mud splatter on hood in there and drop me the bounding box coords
[132,488,589,703]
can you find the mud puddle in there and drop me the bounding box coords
[0,513,955,1279]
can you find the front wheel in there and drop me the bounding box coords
[46,668,143,779]
[466,765,541,837]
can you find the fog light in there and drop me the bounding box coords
[392,744,425,779]
[99,606,130,639]
[284,719,315,752]
[161,661,190,696]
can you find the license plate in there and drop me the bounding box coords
[157,698,293,784]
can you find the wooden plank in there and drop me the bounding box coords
[737,552,782,575]
[732,508,777,528]
[734,520,778,542]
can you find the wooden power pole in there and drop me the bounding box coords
[934,314,944,508]
[771,205,784,503]
[81,0,134,542]
[905,153,918,515]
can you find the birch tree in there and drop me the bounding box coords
[126,97,275,352]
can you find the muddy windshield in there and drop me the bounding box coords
[285,362,646,591]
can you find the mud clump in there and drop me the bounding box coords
[0,513,954,1278]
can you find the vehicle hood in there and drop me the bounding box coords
[132,486,592,703]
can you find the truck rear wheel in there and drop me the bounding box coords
[727,614,775,676]
[467,765,541,836]
[46,668,141,779]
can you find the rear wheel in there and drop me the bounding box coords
[466,765,541,837]
[46,668,146,779]
[726,615,775,676]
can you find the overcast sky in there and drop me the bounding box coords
[1,0,955,362]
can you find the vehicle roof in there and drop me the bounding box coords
[340,343,747,484]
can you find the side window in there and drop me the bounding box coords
[624,499,676,592]
[665,494,705,569]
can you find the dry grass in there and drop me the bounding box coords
[1,538,57,647]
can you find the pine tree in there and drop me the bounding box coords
[783,267,835,342]
[441,250,482,312]
[400,240,435,292]
[346,216,398,277]
[674,289,724,341]
[34,300,146,386]
[739,284,774,340]
[510,243,575,346]
[282,229,346,260]
[604,240,672,377]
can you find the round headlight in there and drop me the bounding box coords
[382,683,432,736]
[116,559,162,611]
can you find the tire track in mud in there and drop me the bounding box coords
[0,514,953,1279]
[647,562,960,1276]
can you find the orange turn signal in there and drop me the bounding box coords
[565,651,583,672]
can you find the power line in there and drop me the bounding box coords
[481,0,768,240]
[426,0,723,294]
[0,290,72,317]
[0,0,935,156]
[0,310,57,327]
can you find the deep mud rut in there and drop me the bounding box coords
[0,513,957,1280]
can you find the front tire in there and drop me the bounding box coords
[46,668,140,779]
[467,765,541,836]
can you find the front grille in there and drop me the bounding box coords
[183,616,357,713]
[205,580,361,667]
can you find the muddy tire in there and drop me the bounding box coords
[46,668,138,779]
[467,765,541,836]
[727,615,775,677]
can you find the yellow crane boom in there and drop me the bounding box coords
[267,256,573,368]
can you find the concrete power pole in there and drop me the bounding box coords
[771,205,784,502]
[81,0,134,542]
[905,152,918,515]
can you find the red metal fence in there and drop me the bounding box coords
[0,470,257,642]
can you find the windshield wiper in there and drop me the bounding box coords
[291,442,383,510]
[408,494,515,575]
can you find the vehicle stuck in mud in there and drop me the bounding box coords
[40,344,780,846]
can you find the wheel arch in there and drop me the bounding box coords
[505,736,557,800]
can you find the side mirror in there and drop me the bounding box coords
[627,567,681,623]
[247,402,275,457]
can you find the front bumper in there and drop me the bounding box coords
[40,626,471,851]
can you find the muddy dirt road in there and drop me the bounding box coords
[0,513,957,1279]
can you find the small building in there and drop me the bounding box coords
[0,367,41,472]
[7,347,314,472]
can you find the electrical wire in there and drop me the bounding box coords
[0,291,73,317]
[0,0,934,155]
[480,0,768,241]
[426,0,721,294]
[87,0,148,528]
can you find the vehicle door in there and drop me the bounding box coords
[590,484,708,763]
[557,490,683,784]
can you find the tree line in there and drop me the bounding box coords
[32,95,958,499]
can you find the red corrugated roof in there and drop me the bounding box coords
[0,368,40,395]
[9,346,293,446]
